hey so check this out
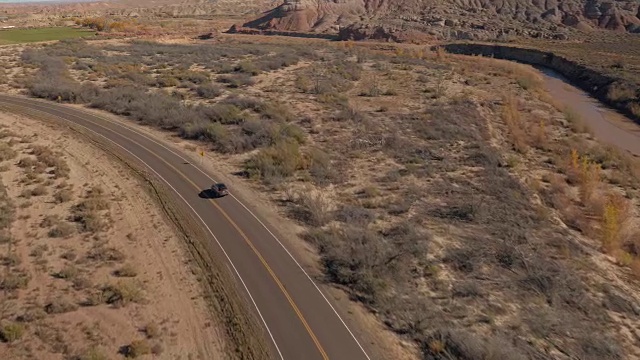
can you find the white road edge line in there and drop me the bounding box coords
[6,96,373,360]
[4,102,286,360]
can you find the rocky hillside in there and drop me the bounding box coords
[240,0,640,40]
[0,0,278,23]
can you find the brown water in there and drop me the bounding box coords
[538,67,640,156]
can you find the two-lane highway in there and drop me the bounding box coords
[0,94,372,360]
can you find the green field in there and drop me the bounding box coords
[0,27,95,45]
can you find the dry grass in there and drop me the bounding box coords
[502,95,528,153]
[120,339,151,358]
[0,323,25,343]
[99,281,145,307]
[113,263,138,277]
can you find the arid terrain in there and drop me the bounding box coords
[0,110,230,359]
[0,32,639,360]
[3,0,640,42]
[242,0,640,40]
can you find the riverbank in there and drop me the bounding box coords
[539,67,640,157]
[440,42,640,125]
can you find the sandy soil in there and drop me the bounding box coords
[0,111,226,359]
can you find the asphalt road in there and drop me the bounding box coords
[0,94,372,360]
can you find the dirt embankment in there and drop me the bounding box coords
[441,43,640,124]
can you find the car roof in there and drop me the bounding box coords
[217,183,227,188]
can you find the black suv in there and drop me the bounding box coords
[210,183,229,197]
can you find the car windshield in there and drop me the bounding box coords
[217,184,227,190]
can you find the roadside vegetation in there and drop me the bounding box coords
[7,36,640,359]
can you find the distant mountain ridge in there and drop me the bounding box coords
[239,0,640,40]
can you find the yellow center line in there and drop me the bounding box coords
[7,101,330,360]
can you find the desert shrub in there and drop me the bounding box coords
[0,322,25,343]
[0,183,13,230]
[451,281,483,298]
[25,52,99,103]
[104,78,138,89]
[67,272,90,289]
[0,271,30,290]
[279,123,306,144]
[217,73,255,88]
[29,76,86,103]
[178,119,222,141]
[564,107,591,134]
[335,205,375,224]
[72,347,108,360]
[86,246,125,262]
[421,329,528,360]
[55,265,80,280]
[90,86,197,129]
[333,60,362,81]
[577,333,623,360]
[239,118,276,149]
[30,184,48,197]
[44,298,79,314]
[245,140,303,181]
[516,74,541,90]
[233,61,261,75]
[60,249,77,261]
[253,53,300,72]
[120,71,156,87]
[306,224,428,304]
[301,62,356,95]
[198,103,243,125]
[502,95,527,153]
[71,208,106,233]
[155,75,179,88]
[0,253,20,266]
[72,60,93,71]
[114,264,138,277]
[143,323,160,339]
[606,81,636,102]
[172,70,209,84]
[294,73,312,92]
[196,82,223,99]
[17,157,37,168]
[317,92,349,108]
[151,343,164,355]
[48,222,76,238]
[40,214,60,228]
[0,142,16,161]
[307,147,336,186]
[240,119,305,150]
[31,145,56,164]
[306,227,389,302]
[0,232,11,244]
[220,95,264,111]
[289,191,332,226]
[101,281,144,307]
[121,339,151,358]
[259,101,294,122]
[53,188,73,203]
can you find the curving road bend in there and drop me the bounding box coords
[0,94,372,360]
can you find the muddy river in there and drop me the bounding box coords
[537,67,640,156]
